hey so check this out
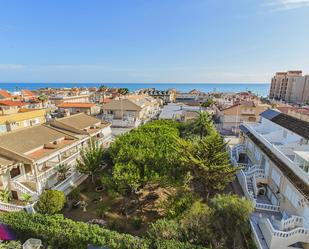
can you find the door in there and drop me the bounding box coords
[11,191,18,200]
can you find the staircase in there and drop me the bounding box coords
[259,217,309,249]
[246,176,256,198]
[12,180,38,199]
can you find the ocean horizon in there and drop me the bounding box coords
[0,83,270,97]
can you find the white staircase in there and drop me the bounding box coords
[12,180,38,199]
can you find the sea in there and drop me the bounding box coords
[0,83,270,97]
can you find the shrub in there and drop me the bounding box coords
[35,190,66,214]
[161,190,197,219]
[95,204,111,218]
[0,241,22,249]
[0,212,206,249]
[131,216,143,230]
[147,219,182,241]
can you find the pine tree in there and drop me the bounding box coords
[182,132,239,199]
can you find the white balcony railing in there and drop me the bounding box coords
[36,167,56,182]
[280,215,304,231]
[260,218,309,245]
[12,180,38,197]
[243,123,309,184]
[53,172,87,194]
[0,201,24,212]
[255,202,280,212]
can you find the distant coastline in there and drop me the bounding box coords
[0,82,270,96]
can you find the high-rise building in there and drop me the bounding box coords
[269,71,309,105]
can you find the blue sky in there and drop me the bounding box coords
[0,0,309,83]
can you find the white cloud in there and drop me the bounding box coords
[265,0,309,11]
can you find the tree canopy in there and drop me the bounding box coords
[77,139,104,183]
[34,190,66,214]
[108,120,186,192]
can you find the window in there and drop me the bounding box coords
[255,149,261,161]
[283,130,287,138]
[285,185,298,208]
[271,168,281,187]
[247,141,253,151]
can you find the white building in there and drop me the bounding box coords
[230,109,309,249]
[0,113,112,212]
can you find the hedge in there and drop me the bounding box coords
[0,212,207,249]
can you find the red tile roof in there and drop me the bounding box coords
[0,90,11,99]
[21,89,36,97]
[0,100,28,107]
[57,102,96,108]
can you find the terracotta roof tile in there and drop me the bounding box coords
[57,102,96,108]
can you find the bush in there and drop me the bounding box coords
[131,216,143,230]
[95,204,111,218]
[0,212,206,249]
[0,241,22,249]
[35,190,66,214]
[147,219,182,241]
[162,190,197,219]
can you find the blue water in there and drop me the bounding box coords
[0,83,270,96]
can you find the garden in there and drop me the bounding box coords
[0,115,256,249]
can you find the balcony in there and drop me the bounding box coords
[53,172,87,195]
[231,143,309,249]
[243,123,309,184]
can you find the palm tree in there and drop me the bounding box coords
[201,98,215,108]
[37,94,48,108]
[99,85,108,104]
[76,139,104,184]
[56,164,69,181]
[0,188,11,203]
[118,88,129,96]
[191,111,213,139]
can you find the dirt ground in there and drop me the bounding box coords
[62,180,172,236]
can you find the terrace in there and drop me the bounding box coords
[243,122,309,184]
[230,143,309,249]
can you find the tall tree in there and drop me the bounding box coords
[181,132,238,199]
[118,87,129,96]
[37,94,48,107]
[77,139,104,183]
[180,201,213,246]
[99,85,108,104]
[109,121,185,192]
[189,112,213,139]
[211,194,253,249]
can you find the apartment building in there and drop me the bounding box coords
[102,95,161,127]
[230,109,309,249]
[214,101,269,132]
[0,113,112,212]
[269,71,309,104]
[0,108,46,134]
[57,102,101,116]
